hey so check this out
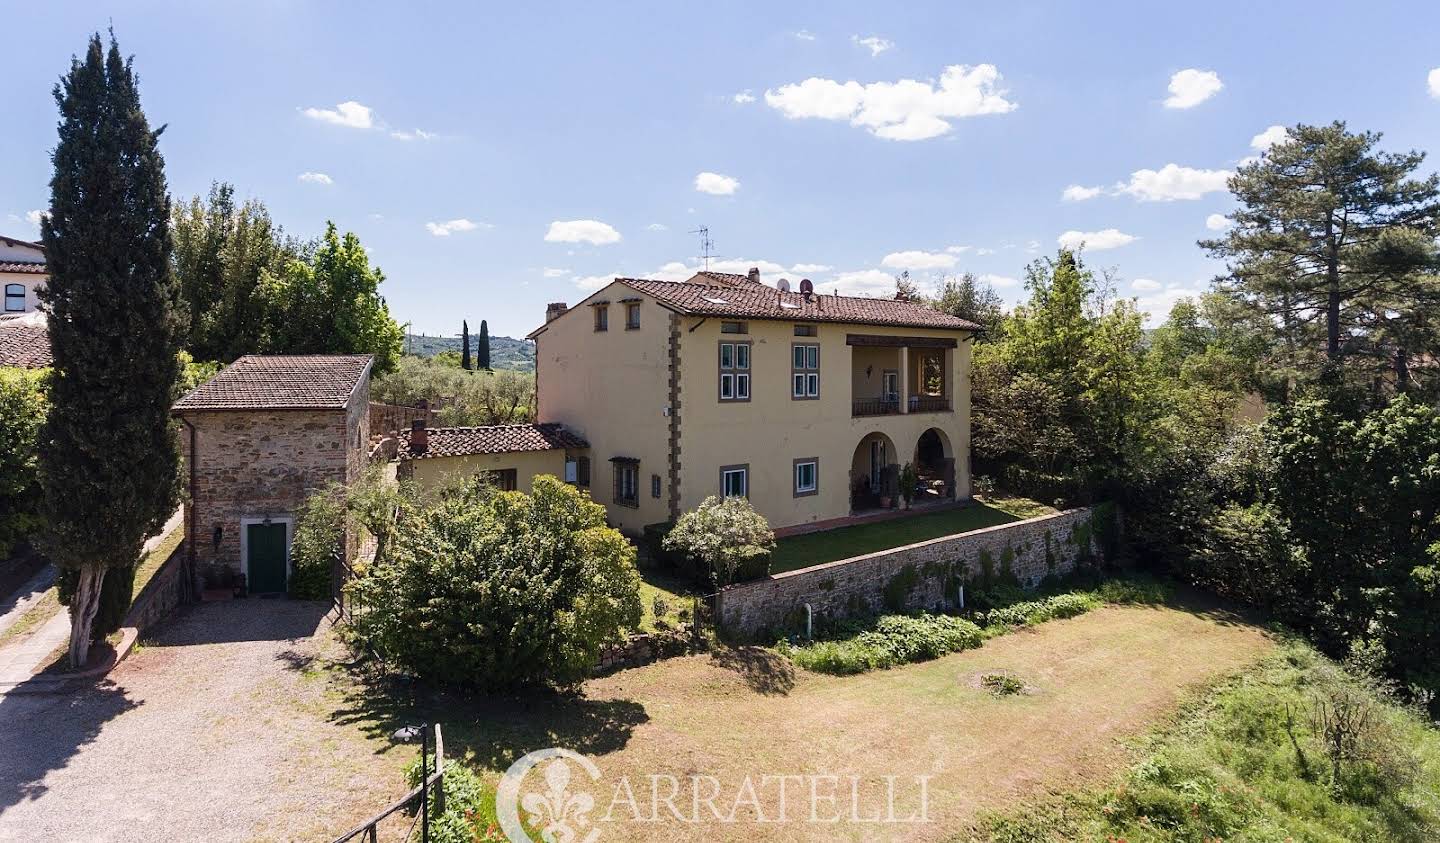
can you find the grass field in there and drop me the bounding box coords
[326,595,1275,841]
[769,499,1052,573]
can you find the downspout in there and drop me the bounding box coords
[179,414,198,602]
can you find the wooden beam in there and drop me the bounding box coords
[845,334,957,349]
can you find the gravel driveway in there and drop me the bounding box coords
[0,600,405,842]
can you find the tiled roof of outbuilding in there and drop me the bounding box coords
[0,324,51,368]
[0,261,46,274]
[611,278,982,331]
[399,423,589,460]
[172,354,373,412]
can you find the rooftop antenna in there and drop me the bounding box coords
[689,226,717,271]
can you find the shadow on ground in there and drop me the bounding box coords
[709,646,796,695]
[329,671,649,773]
[0,680,138,814]
[150,599,330,645]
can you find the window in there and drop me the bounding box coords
[651,474,662,498]
[3,284,23,313]
[793,458,818,497]
[720,464,749,498]
[791,343,819,399]
[793,324,817,337]
[576,456,591,487]
[719,341,751,402]
[612,460,639,507]
[625,302,641,330]
[593,305,609,332]
[720,321,748,334]
[482,469,518,491]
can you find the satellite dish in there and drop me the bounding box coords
[799,278,814,297]
[776,278,791,293]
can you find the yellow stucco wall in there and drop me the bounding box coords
[674,316,971,530]
[534,282,675,532]
[533,280,974,533]
[405,448,570,493]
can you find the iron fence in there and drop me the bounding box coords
[331,724,445,843]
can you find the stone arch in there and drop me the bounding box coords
[850,431,899,511]
[912,427,956,501]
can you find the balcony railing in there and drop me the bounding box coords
[909,395,951,413]
[852,397,901,417]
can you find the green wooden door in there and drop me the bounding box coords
[246,522,288,594]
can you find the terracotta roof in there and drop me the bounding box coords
[0,324,51,369]
[0,261,46,274]
[399,423,589,460]
[608,278,982,331]
[691,270,759,288]
[0,235,43,250]
[173,354,372,412]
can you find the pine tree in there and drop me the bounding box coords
[38,32,182,668]
[461,320,471,370]
[477,319,491,370]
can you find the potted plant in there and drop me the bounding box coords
[900,462,918,510]
[200,564,245,601]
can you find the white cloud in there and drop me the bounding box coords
[852,35,893,56]
[694,171,741,195]
[1062,184,1103,201]
[573,275,614,292]
[1118,164,1231,201]
[732,90,756,104]
[880,250,956,270]
[301,100,374,129]
[980,273,1019,288]
[1025,240,1040,253]
[1429,68,1440,99]
[390,128,436,141]
[1132,278,1162,291]
[1250,125,1288,151]
[25,209,44,226]
[1057,228,1137,251]
[946,245,972,254]
[297,171,333,185]
[975,247,995,256]
[764,64,1017,141]
[790,263,831,274]
[1134,283,1206,327]
[1163,69,1223,109]
[794,29,817,41]
[815,269,896,297]
[1205,213,1231,231]
[645,223,668,231]
[542,267,569,278]
[545,220,621,245]
[426,219,484,237]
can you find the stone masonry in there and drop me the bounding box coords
[716,506,1113,639]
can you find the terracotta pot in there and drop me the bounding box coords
[879,496,893,509]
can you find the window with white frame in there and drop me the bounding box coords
[720,464,748,498]
[3,284,23,312]
[719,341,751,402]
[793,458,818,497]
[791,343,819,399]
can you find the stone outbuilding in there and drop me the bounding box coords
[172,355,372,594]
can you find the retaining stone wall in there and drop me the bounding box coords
[716,506,1112,639]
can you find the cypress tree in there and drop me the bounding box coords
[478,319,491,370]
[461,320,471,370]
[38,32,181,668]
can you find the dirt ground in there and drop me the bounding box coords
[335,600,1277,843]
[0,600,407,843]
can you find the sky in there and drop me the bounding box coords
[4,1,1440,339]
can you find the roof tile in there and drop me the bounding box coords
[173,355,372,412]
[399,423,589,460]
[0,261,46,275]
[0,325,52,368]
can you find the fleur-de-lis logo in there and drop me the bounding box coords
[497,748,603,843]
[519,760,595,843]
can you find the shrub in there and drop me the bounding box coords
[782,613,982,675]
[664,496,775,587]
[289,485,345,600]
[346,475,641,688]
[982,592,1100,627]
[982,673,1026,696]
[405,757,506,843]
[0,368,47,557]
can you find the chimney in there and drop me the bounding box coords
[410,418,428,453]
[545,302,569,323]
[747,267,761,286]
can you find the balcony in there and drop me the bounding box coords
[852,397,901,417]
[848,332,957,420]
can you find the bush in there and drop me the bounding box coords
[0,368,47,557]
[289,485,345,600]
[346,475,641,688]
[981,592,1100,627]
[405,757,506,843]
[664,496,775,587]
[782,613,982,675]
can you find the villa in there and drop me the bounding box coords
[403,268,979,534]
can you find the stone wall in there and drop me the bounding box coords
[124,539,189,634]
[184,407,356,576]
[716,506,1113,639]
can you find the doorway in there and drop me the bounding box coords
[243,520,290,594]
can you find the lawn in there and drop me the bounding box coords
[769,499,1051,573]
[324,596,1276,842]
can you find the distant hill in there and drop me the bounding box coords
[404,333,535,372]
